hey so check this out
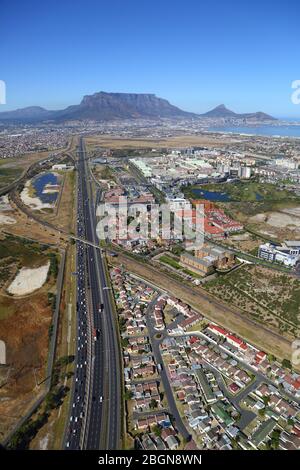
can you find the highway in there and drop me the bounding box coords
[65,137,121,450]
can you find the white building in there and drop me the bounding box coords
[258,242,300,267]
[274,158,298,170]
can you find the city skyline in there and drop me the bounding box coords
[1,0,300,117]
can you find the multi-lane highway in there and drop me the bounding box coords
[65,138,121,450]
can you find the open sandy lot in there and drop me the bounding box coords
[0,214,16,225]
[85,134,232,150]
[7,262,50,296]
[249,207,300,229]
[248,207,300,240]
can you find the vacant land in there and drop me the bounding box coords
[7,263,50,296]
[1,199,66,246]
[0,235,49,273]
[0,235,59,440]
[246,208,300,241]
[0,150,59,191]
[45,171,76,233]
[204,265,300,337]
[85,134,232,151]
[222,232,262,255]
[0,162,23,190]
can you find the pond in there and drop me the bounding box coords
[190,187,265,202]
[32,172,60,204]
[191,188,232,202]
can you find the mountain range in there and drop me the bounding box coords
[0,92,276,122]
[200,104,276,121]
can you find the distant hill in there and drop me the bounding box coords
[0,93,276,122]
[0,106,56,122]
[0,92,196,122]
[200,104,276,121]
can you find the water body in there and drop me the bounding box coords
[191,188,264,202]
[32,172,59,204]
[208,125,300,138]
[191,188,232,202]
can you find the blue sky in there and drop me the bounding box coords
[1,0,300,117]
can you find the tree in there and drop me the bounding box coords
[149,399,158,410]
[262,396,270,406]
[267,354,275,363]
[282,358,292,370]
[153,425,161,437]
[124,390,133,400]
[270,429,281,450]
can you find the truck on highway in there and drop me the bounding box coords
[93,328,99,341]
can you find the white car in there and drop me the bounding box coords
[99,396,103,403]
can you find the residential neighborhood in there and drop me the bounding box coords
[109,265,300,450]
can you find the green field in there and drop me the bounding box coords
[0,235,49,269]
[0,165,23,189]
[159,255,181,269]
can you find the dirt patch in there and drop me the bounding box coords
[85,134,231,150]
[247,206,300,240]
[7,263,50,296]
[0,291,52,439]
[46,172,75,233]
[0,214,16,225]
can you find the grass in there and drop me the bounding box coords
[0,303,15,320]
[0,235,49,267]
[0,166,23,189]
[85,134,229,150]
[97,165,115,180]
[159,255,181,269]
[186,319,209,332]
[46,171,75,232]
[184,180,300,203]
[182,268,203,279]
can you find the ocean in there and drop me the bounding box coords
[208,124,300,138]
